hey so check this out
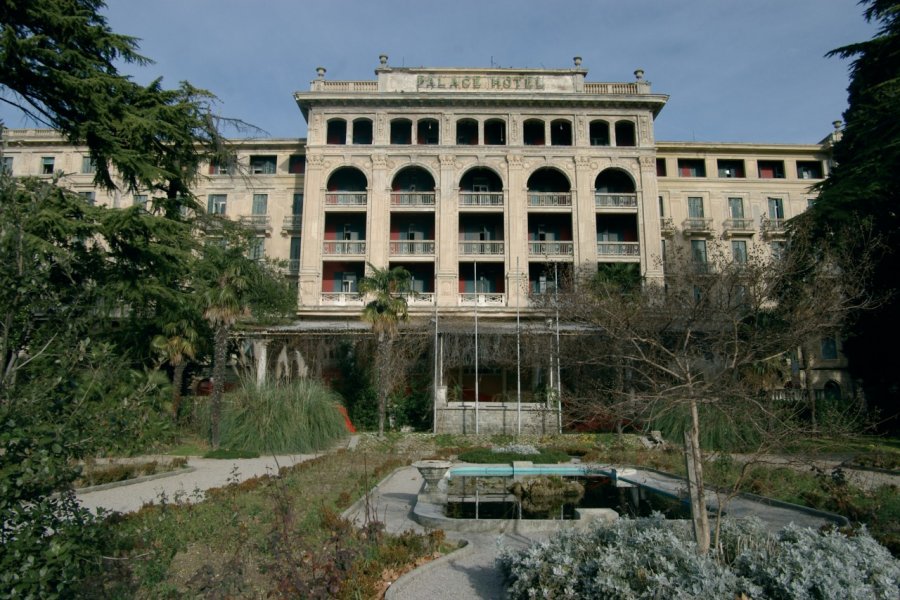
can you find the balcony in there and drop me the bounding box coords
[762,217,787,238]
[597,241,640,258]
[529,241,574,257]
[320,292,364,306]
[282,215,303,231]
[391,192,436,207]
[322,241,366,256]
[459,192,504,207]
[325,192,367,206]
[390,240,435,256]
[458,293,506,306]
[660,217,676,237]
[407,293,435,306]
[459,241,505,256]
[239,215,271,231]
[681,218,714,237]
[595,193,638,209]
[283,259,301,275]
[723,218,756,237]
[528,192,572,207]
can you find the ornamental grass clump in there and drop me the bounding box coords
[207,380,348,454]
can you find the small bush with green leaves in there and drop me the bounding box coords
[498,516,900,600]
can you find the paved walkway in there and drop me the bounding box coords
[77,441,895,598]
[342,462,856,600]
[76,453,322,513]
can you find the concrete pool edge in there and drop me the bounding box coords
[412,462,849,532]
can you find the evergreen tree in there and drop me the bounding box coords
[811,0,900,430]
[359,264,412,435]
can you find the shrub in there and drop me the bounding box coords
[498,516,900,600]
[1,493,110,598]
[197,380,348,454]
[458,447,570,464]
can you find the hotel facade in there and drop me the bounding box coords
[0,58,850,433]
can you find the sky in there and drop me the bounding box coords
[1,0,878,144]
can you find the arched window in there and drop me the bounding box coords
[456,119,478,145]
[615,121,636,147]
[523,119,545,145]
[484,119,506,145]
[390,119,412,145]
[352,118,373,144]
[417,119,439,145]
[550,119,572,146]
[594,169,636,193]
[589,120,610,146]
[823,380,842,402]
[326,119,346,145]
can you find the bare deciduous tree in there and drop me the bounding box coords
[553,221,876,554]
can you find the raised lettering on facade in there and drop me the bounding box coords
[416,75,545,91]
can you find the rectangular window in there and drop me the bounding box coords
[691,239,708,265]
[821,336,838,360]
[767,197,785,220]
[251,193,268,215]
[292,193,304,215]
[78,191,95,205]
[731,240,747,264]
[133,194,148,211]
[758,160,785,179]
[289,236,302,260]
[656,158,667,177]
[209,160,232,175]
[797,161,823,179]
[807,198,816,210]
[717,159,745,178]
[289,155,306,174]
[1,156,12,174]
[249,155,277,174]
[770,241,786,260]
[248,237,265,260]
[41,156,55,175]
[207,194,227,215]
[677,158,706,177]
[81,156,96,174]
[728,197,744,219]
[658,195,665,217]
[688,197,705,218]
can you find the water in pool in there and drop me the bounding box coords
[443,475,690,520]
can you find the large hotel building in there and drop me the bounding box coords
[1,57,849,432]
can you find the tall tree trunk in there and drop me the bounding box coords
[172,361,186,422]
[685,397,711,555]
[376,338,391,436]
[210,324,228,448]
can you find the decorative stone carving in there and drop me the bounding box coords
[575,156,596,170]
[507,154,525,169]
[640,116,651,144]
[307,154,325,168]
[372,155,388,169]
[439,154,457,168]
[639,155,655,170]
[376,114,386,138]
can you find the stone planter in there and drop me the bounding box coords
[412,460,452,493]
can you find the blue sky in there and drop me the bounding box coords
[2,0,877,144]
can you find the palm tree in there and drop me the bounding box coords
[202,263,249,448]
[151,319,199,421]
[358,263,413,435]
